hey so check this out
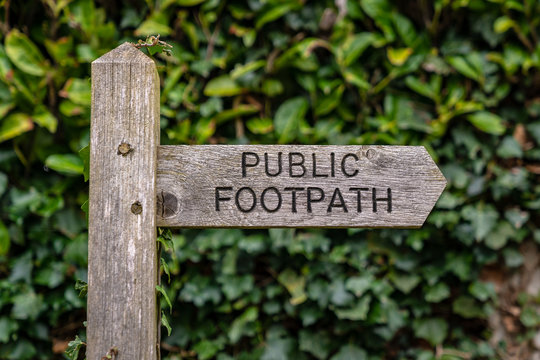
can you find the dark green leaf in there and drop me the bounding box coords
[75,280,88,298]
[0,221,9,256]
[204,75,243,97]
[413,318,448,346]
[467,112,505,135]
[161,312,172,336]
[79,145,90,182]
[274,97,308,144]
[156,284,172,313]
[5,29,46,76]
[0,113,33,143]
[331,345,368,360]
[65,335,85,360]
[45,154,84,175]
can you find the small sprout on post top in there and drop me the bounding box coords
[132,34,173,56]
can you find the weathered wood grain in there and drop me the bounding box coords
[156,145,446,228]
[88,43,160,360]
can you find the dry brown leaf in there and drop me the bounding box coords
[52,338,70,354]
[526,164,540,174]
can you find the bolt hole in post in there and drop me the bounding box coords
[131,201,143,215]
[117,142,133,156]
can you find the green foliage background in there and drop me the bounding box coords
[1,0,540,359]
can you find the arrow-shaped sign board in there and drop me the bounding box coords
[156,145,446,228]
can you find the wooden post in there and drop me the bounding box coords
[88,43,160,360]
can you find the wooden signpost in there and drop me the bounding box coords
[88,44,446,360]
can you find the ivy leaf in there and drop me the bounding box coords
[228,307,258,343]
[391,273,421,294]
[0,220,10,256]
[497,136,523,158]
[413,318,448,346]
[345,275,373,297]
[274,97,308,144]
[261,337,294,360]
[231,60,266,79]
[424,283,450,303]
[11,290,44,320]
[334,296,371,320]
[387,47,413,66]
[193,339,223,360]
[299,330,331,359]
[0,317,19,343]
[469,281,495,302]
[32,107,57,133]
[45,154,84,175]
[462,204,499,241]
[405,76,436,100]
[485,222,514,250]
[79,146,90,182]
[391,12,417,46]
[247,117,273,134]
[338,33,374,67]
[177,0,206,5]
[256,3,297,29]
[157,228,173,251]
[65,335,86,360]
[447,55,482,82]
[331,345,368,360]
[161,311,172,336]
[5,29,46,76]
[160,258,171,284]
[0,172,7,197]
[453,296,485,318]
[467,111,505,135]
[505,208,529,229]
[494,16,514,34]
[156,284,172,314]
[75,280,88,298]
[204,75,243,97]
[278,268,307,305]
[135,13,172,36]
[62,78,91,106]
[315,85,344,116]
[0,113,33,143]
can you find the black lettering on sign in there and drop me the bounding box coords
[235,187,257,212]
[312,154,328,178]
[307,187,325,213]
[330,152,335,177]
[242,152,259,177]
[215,187,232,211]
[288,153,306,177]
[327,188,348,213]
[349,187,369,212]
[341,153,359,177]
[284,187,304,213]
[265,152,282,177]
[261,187,282,212]
[372,188,392,213]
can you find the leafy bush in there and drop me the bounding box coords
[1,0,539,359]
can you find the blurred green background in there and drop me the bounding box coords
[1,0,539,359]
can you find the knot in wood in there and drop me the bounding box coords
[157,191,178,218]
[131,201,142,215]
[117,142,133,156]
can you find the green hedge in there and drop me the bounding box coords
[1,0,539,359]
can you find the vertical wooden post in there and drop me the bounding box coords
[88,43,160,360]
